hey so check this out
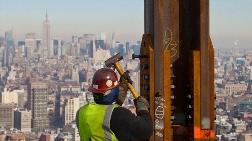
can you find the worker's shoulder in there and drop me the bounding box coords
[78,103,93,111]
[78,103,118,111]
[112,106,134,117]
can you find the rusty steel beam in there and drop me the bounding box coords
[163,50,172,141]
[209,38,215,141]
[144,0,212,140]
[139,34,155,141]
[200,0,210,130]
[144,0,154,36]
[153,0,165,141]
[193,51,201,141]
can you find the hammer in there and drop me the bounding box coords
[105,53,139,98]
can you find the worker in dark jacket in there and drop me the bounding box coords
[76,68,153,141]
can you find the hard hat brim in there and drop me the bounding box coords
[88,84,118,94]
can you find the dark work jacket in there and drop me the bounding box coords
[110,107,153,141]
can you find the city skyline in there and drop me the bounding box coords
[0,0,144,42]
[0,0,252,46]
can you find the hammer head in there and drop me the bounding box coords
[105,53,123,67]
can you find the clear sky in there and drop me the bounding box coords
[0,0,251,48]
[210,0,252,49]
[0,0,144,42]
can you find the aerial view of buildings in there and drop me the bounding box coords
[215,49,252,140]
[0,11,141,140]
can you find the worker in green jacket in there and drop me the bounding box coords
[76,68,153,141]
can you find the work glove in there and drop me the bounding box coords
[134,96,150,112]
[120,70,133,84]
[116,75,129,105]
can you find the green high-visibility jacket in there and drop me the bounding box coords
[77,103,119,141]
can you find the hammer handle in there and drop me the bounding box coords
[114,62,125,76]
[114,62,139,98]
[127,83,139,98]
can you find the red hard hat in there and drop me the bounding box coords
[88,68,119,94]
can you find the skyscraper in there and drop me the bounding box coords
[72,36,80,57]
[28,81,49,132]
[63,97,80,125]
[25,33,36,58]
[53,39,59,56]
[14,109,32,132]
[5,30,14,48]
[111,32,116,49]
[43,11,52,59]
[72,65,79,82]
[83,34,96,58]
[0,103,15,128]
[0,46,5,66]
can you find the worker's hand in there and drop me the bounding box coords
[134,96,149,112]
[120,71,133,84]
[117,78,129,105]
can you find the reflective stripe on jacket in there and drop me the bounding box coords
[78,103,118,141]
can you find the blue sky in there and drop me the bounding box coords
[0,0,251,48]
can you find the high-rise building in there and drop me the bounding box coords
[95,40,106,50]
[17,41,26,57]
[57,40,62,58]
[43,11,52,59]
[0,37,5,47]
[71,36,80,57]
[63,97,80,125]
[5,30,14,48]
[97,32,107,49]
[28,81,49,132]
[1,88,19,104]
[0,103,15,128]
[73,124,80,141]
[3,31,15,66]
[72,65,79,82]
[111,32,116,48]
[25,33,36,58]
[249,66,252,80]
[83,34,96,58]
[126,42,130,53]
[0,47,5,67]
[72,36,78,44]
[78,37,85,56]
[53,39,59,56]
[14,109,31,132]
[18,41,25,47]
[118,43,125,55]
[99,32,106,41]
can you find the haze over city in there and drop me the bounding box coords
[0,0,251,47]
[0,0,144,42]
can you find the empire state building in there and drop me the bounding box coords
[43,11,51,59]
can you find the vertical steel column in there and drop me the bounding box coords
[209,38,215,141]
[144,0,154,36]
[154,0,165,141]
[139,34,155,141]
[144,0,213,140]
[200,0,210,130]
[193,51,201,141]
[164,50,172,141]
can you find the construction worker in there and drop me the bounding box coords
[76,68,153,141]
